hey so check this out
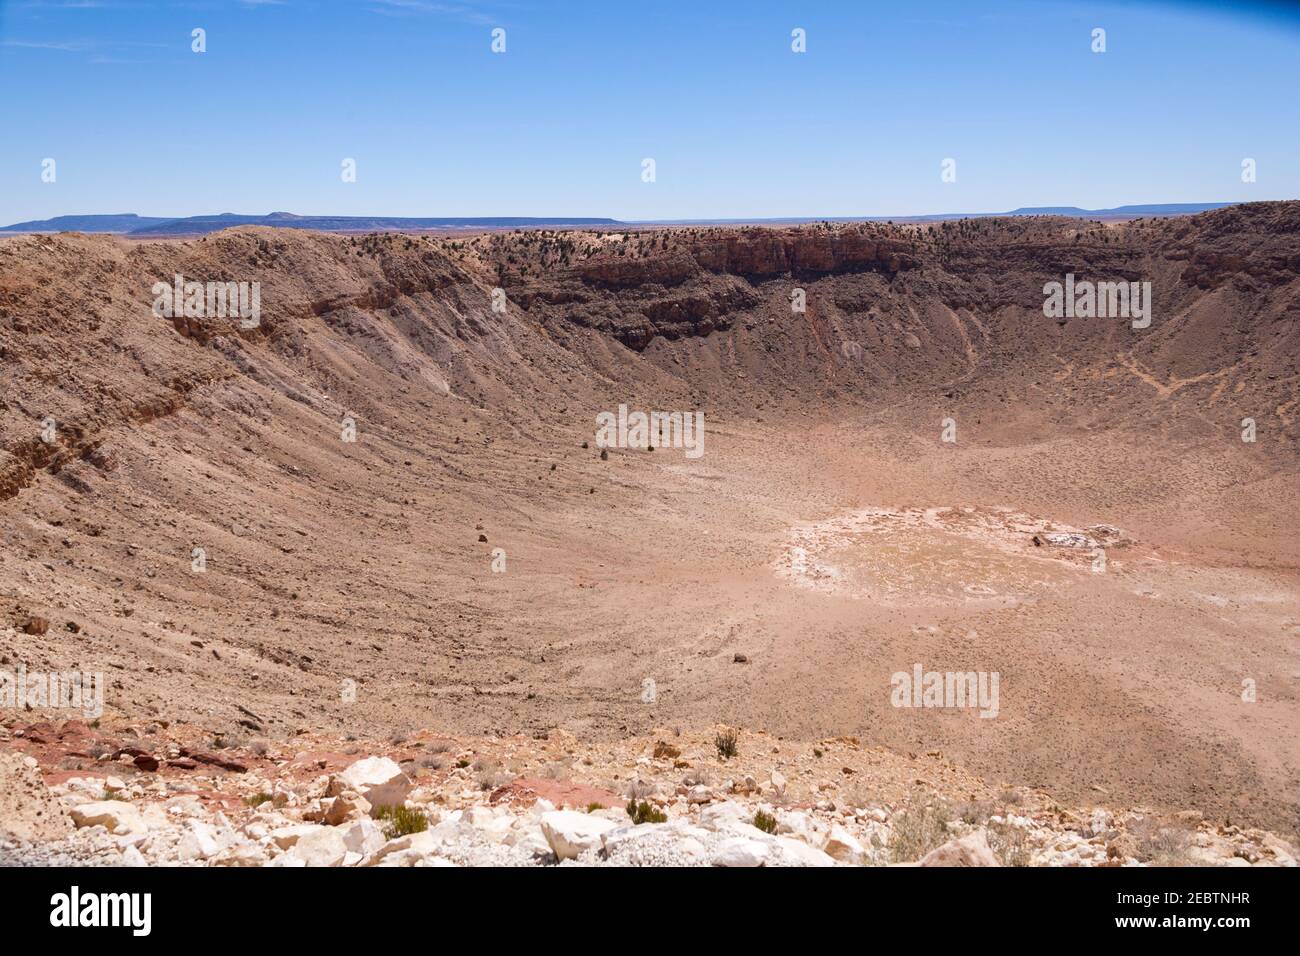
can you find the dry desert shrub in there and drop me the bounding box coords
[1129,816,1194,866]
[540,760,571,779]
[625,777,656,800]
[954,799,996,825]
[680,767,712,787]
[476,766,513,791]
[986,821,1031,866]
[888,792,953,863]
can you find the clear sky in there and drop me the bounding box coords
[1,0,1298,223]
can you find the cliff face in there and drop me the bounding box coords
[3,203,1298,501]
[579,232,922,285]
[496,205,1299,454]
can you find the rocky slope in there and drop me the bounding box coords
[2,717,1294,868]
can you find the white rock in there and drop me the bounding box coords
[677,837,707,862]
[60,776,105,795]
[1088,809,1113,836]
[362,832,432,865]
[505,825,553,858]
[270,824,323,850]
[601,824,657,853]
[774,836,836,867]
[770,770,787,796]
[712,836,769,867]
[337,756,411,808]
[323,793,371,826]
[1262,834,1298,867]
[697,801,748,831]
[918,828,1001,867]
[461,806,499,827]
[824,824,867,863]
[120,845,146,867]
[540,810,619,861]
[176,820,224,860]
[459,805,514,841]
[777,809,827,846]
[211,844,269,867]
[285,826,349,867]
[242,822,270,840]
[341,817,386,856]
[69,801,148,835]
[163,794,204,817]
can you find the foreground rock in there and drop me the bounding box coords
[541,810,619,861]
[1,721,1296,869]
[68,801,149,836]
[0,752,72,842]
[919,830,1001,867]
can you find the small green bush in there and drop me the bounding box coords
[374,804,428,839]
[714,729,738,761]
[626,799,667,825]
[752,809,777,834]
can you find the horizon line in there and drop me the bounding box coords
[0,201,1256,234]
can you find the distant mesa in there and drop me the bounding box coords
[640,203,1238,226]
[0,204,1238,236]
[1003,203,1236,218]
[0,212,624,237]
[0,213,174,234]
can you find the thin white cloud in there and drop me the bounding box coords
[12,1,117,9]
[367,0,495,25]
[1,38,94,51]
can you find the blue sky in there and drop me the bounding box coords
[1,0,1297,222]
